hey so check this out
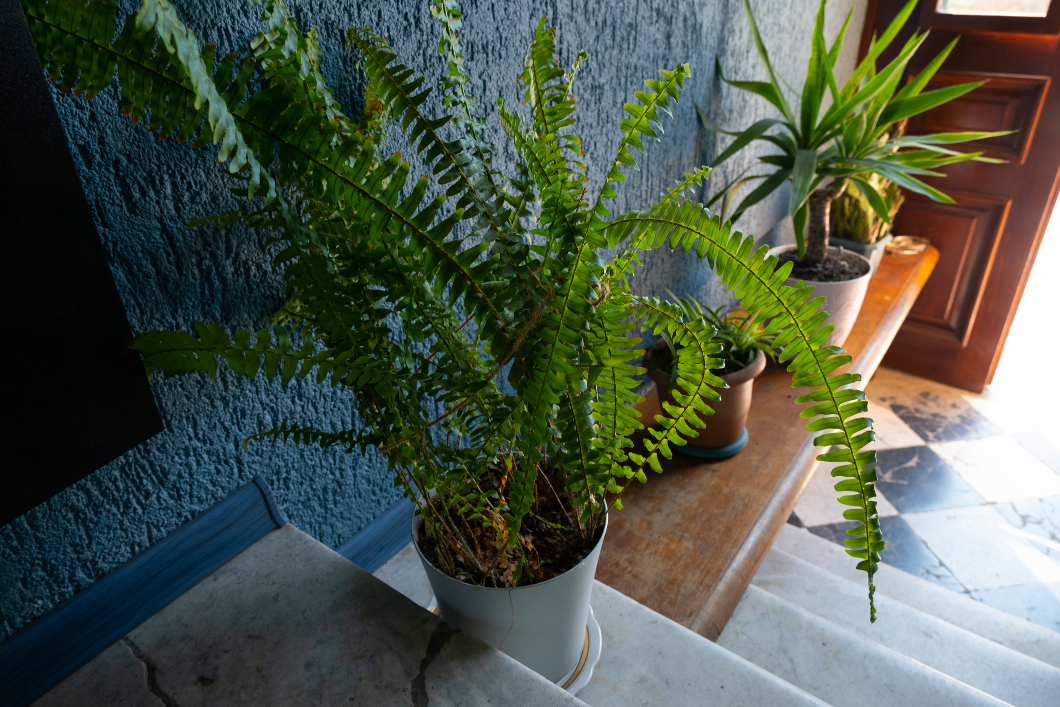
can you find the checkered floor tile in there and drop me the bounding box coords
[788,367,1060,633]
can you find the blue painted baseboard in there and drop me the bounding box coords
[336,497,415,573]
[0,476,286,707]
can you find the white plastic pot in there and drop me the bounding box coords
[770,245,872,348]
[413,513,606,689]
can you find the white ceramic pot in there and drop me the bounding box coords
[769,245,872,348]
[413,513,605,688]
[830,233,893,278]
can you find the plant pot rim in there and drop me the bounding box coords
[645,343,767,385]
[411,510,608,593]
[718,348,766,387]
[830,232,893,249]
[768,244,873,285]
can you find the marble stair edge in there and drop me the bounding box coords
[717,584,1014,707]
[576,582,828,706]
[32,525,589,707]
[374,541,829,706]
[753,547,1060,706]
[772,523,1060,668]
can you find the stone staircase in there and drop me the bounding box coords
[377,524,1060,705]
[719,525,1060,706]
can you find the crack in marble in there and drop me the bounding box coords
[410,623,458,707]
[878,449,923,484]
[122,637,181,707]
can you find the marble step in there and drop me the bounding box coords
[718,584,1012,707]
[578,582,828,706]
[754,548,1060,706]
[374,543,828,705]
[773,523,1060,668]
[373,542,435,609]
[34,526,588,707]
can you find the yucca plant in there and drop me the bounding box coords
[831,173,904,245]
[699,0,1006,266]
[26,0,888,618]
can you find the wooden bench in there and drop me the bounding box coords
[595,247,939,640]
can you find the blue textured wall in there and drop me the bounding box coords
[0,0,865,639]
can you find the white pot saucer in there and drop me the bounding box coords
[426,599,602,695]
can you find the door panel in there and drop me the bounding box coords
[868,0,1060,392]
[908,72,1049,162]
[897,191,1008,343]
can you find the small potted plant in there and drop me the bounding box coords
[829,174,904,277]
[28,0,894,684]
[698,0,1006,347]
[643,298,774,458]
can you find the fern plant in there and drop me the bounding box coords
[27,0,887,619]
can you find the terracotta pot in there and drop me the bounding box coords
[769,245,872,348]
[645,348,766,458]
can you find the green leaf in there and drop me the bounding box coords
[800,0,828,142]
[739,0,796,125]
[793,203,808,257]
[841,0,917,101]
[879,81,985,126]
[850,176,891,225]
[731,169,791,222]
[819,27,927,138]
[789,150,818,216]
[709,118,784,168]
[893,37,959,103]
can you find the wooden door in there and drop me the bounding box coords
[865,0,1060,392]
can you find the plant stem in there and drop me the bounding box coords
[805,188,835,265]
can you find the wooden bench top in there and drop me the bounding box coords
[596,247,939,640]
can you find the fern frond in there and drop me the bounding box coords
[606,200,882,620]
[250,0,343,119]
[131,323,400,388]
[244,421,361,453]
[25,0,275,197]
[584,290,648,484]
[627,298,726,475]
[347,27,539,315]
[592,63,691,222]
[519,17,583,143]
[660,166,712,205]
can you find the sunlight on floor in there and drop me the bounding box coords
[985,204,1060,436]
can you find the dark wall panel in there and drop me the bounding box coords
[0,1,163,527]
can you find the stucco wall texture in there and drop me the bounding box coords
[1,0,865,639]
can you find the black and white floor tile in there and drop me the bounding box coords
[789,367,1060,633]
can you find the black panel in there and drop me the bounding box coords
[0,476,287,707]
[0,1,164,526]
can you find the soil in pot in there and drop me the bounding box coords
[777,248,870,282]
[416,465,604,588]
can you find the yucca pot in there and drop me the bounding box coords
[646,348,766,458]
[413,513,606,689]
[769,245,872,348]
[829,233,893,278]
